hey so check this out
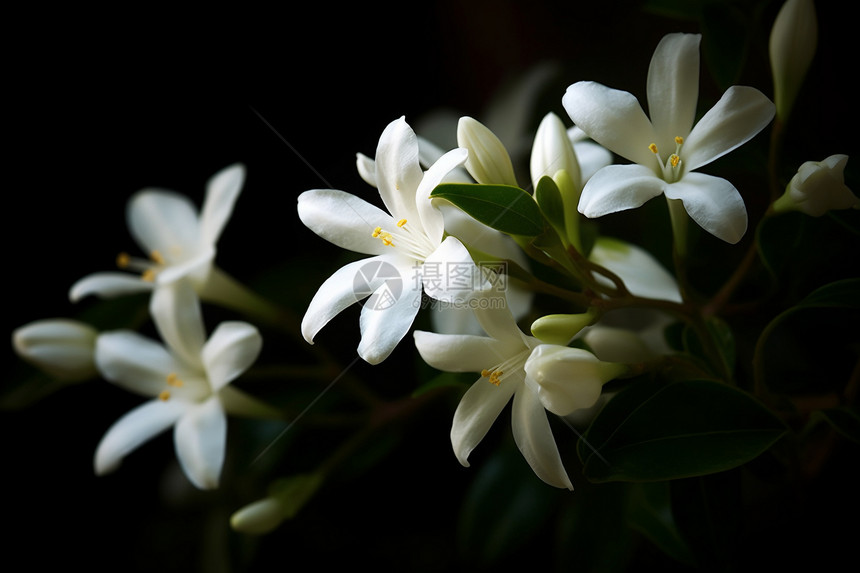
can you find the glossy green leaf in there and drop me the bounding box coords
[534,175,565,236]
[431,183,544,237]
[578,379,787,482]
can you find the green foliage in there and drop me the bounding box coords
[431,183,545,237]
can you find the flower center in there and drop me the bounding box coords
[158,372,185,401]
[481,348,531,387]
[116,249,172,282]
[649,136,685,183]
[370,218,434,260]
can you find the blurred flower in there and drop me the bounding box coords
[769,0,818,122]
[298,116,485,364]
[773,154,858,216]
[94,280,269,489]
[12,319,98,382]
[563,33,775,244]
[414,292,574,490]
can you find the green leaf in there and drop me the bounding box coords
[431,183,544,237]
[534,175,565,236]
[578,379,787,482]
[814,407,860,445]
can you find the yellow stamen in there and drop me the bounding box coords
[670,154,680,168]
[150,250,165,265]
[141,269,156,282]
[674,136,684,145]
[372,227,382,238]
[381,235,394,246]
[166,373,183,387]
[648,143,658,154]
[397,219,407,228]
[116,252,130,268]
[481,368,502,386]
[159,390,171,401]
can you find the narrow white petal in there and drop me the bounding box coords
[563,81,657,167]
[647,33,701,145]
[357,279,422,364]
[94,398,186,475]
[174,396,227,489]
[374,116,424,222]
[664,173,748,243]
[297,189,396,256]
[421,236,486,303]
[202,322,262,392]
[69,272,153,302]
[451,373,519,466]
[683,86,775,172]
[415,147,469,244]
[199,163,245,246]
[413,330,512,373]
[571,139,614,184]
[510,387,573,489]
[578,164,666,218]
[589,237,682,302]
[95,331,183,397]
[356,153,377,187]
[150,280,207,368]
[154,247,215,287]
[126,190,203,257]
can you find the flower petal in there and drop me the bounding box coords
[416,147,469,244]
[578,164,666,218]
[421,236,486,303]
[413,330,513,373]
[646,33,701,146]
[12,319,98,381]
[199,163,245,246]
[202,321,262,392]
[664,173,748,243]
[126,189,203,257]
[374,116,425,222]
[589,237,682,302]
[94,398,186,475]
[149,280,207,368]
[357,275,422,364]
[683,86,775,172]
[356,152,377,187]
[510,386,573,489]
[563,81,657,167]
[297,189,396,256]
[69,272,153,302]
[450,373,519,467]
[95,331,184,397]
[174,396,227,489]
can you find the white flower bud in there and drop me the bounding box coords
[12,319,98,381]
[769,0,818,121]
[230,497,284,535]
[530,112,582,192]
[773,154,859,217]
[456,116,518,186]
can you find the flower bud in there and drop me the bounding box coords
[230,497,284,535]
[524,344,627,416]
[457,116,518,186]
[773,154,858,217]
[530,112,582,193]
[769,0,818,121]
[530,308,599,346]
[12,319,98,381]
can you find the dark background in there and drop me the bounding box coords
[5,1,856,571]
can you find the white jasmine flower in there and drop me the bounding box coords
[563,33,775,244]
[413,293,575,490]
[70,163,245,302]
[12,319,98,382]
[773,154,858,216]
[94,280,268,489]
[298,116,484,364]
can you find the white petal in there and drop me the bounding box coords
[12,319,98,380]
[646,33,701,145]
[69,272,153,302]
[421,236,486,303]
[126,190,203,257]
[297,189,395,256]
[357,277,422,364]
[664,173,748,243]
[202,321,262,392]
[589,237,682,302]
[578,164,666,218]
[451,373,519,466]
[571,138,614,184]
[199,163,245,246]
[413,330,513,372]
[415,147,469,244]
[523,345,609,416]
[457,116,518,186]
[683,86,775,172]
[356,152,377,187]
[531,112,581,191]
[154,247,215,286]
[95,331,183,397]
[563,81,657,167]
[94,398,186,475]
[149,280,207,368]
[174,396,227,489]
[374,116,425,222]
[510,386,573,489]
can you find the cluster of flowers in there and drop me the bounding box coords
[11,0,857,533]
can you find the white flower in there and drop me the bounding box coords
[563,33,775,244]
[298,116,486,364]
[457,116,519,186]
[769,0,818,121]
[773,154,859,217]
[413,292,574,490]
[12,319,98,381]
[94,280,268,489]
[70,163,245,302]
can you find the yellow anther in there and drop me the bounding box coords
[670,154,680,168]
[674,136,684,145]
[649,143,658,154]
[141,269,156,282]
[372,226,382,238]
[150,250,165,265]
[489,371,503,386]
[166,373,183,387]
[159,390,171,401]
[116,252,130,269]
[381,235,394,247]
[397,219,407,228]
[481,369,492,377]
